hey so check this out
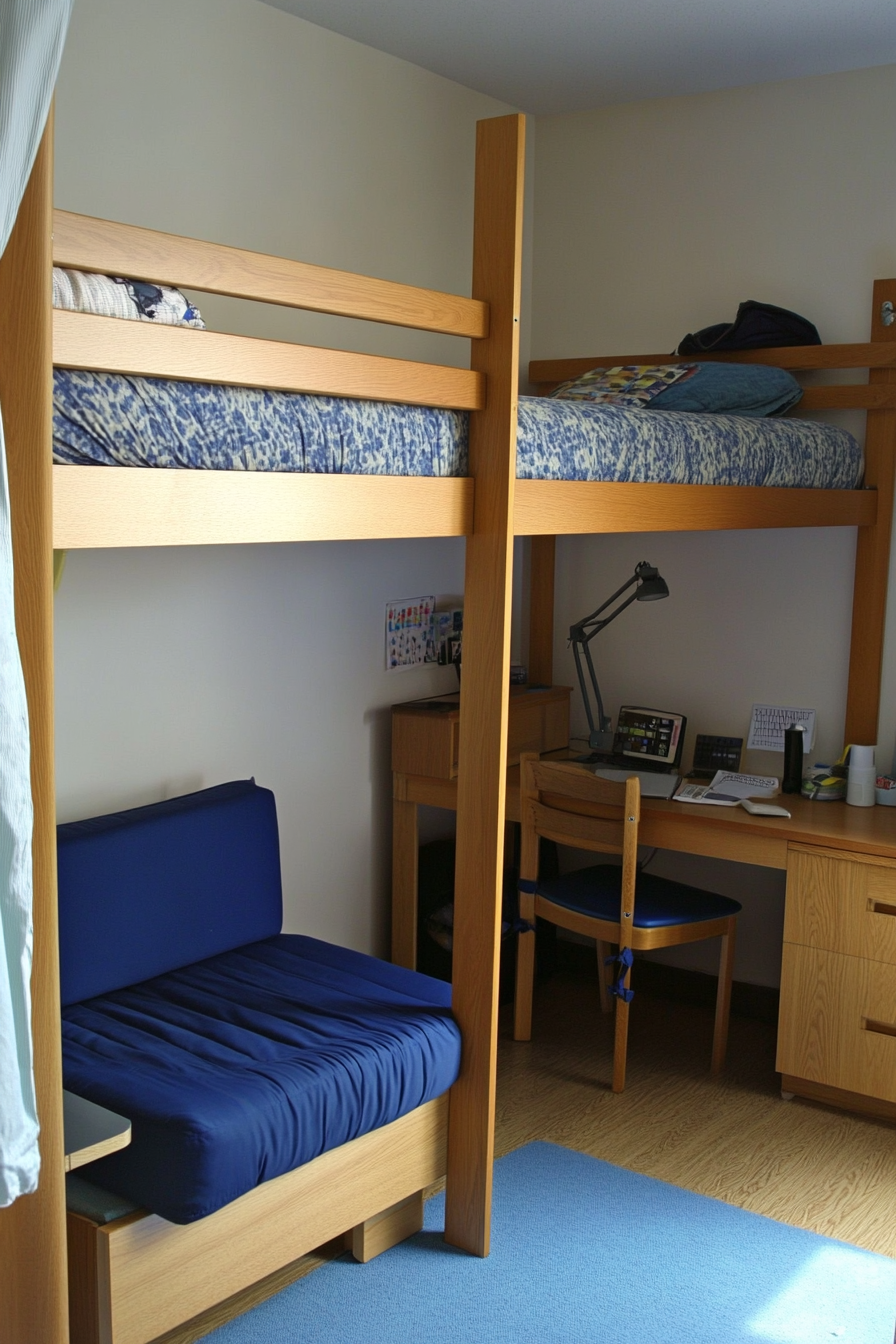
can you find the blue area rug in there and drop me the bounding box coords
[201,1142,896,1343]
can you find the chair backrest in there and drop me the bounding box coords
[519,754,641,933]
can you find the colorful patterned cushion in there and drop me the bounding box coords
[550,364,698,408]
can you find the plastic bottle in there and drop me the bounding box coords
[782,724,805,795]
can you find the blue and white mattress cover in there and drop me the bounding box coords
[53,370,864,489]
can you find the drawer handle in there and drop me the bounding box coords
[863,1017,896,1038]
[869,900,896,918]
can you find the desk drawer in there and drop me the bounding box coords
[784,847,896,964]
[777,942,896,1103]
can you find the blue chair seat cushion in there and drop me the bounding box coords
[536,865,742,928]
[61,934,461,1225]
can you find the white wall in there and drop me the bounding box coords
[53,0,515,956]
[532,64,896,985]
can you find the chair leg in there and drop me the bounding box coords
[611,960,632,1093]
[513,893,537,1041]
[596,941,613,1015]
[711,918,737,1074]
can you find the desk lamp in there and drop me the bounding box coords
[570,560,669,751]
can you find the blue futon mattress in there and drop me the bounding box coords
[61,934,461,1224]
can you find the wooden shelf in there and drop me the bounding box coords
[54,209,489,340]
[53,467,474,548]
[54,311,484,412]
[514,480,877,536]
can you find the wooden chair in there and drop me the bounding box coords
[513,755,741,1092]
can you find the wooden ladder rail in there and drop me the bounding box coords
[845,279,896,745]
[0,122,69,1343]
[445,112,526,1257]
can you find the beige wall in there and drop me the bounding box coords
[52,0,515,955]
[532,64,896,985]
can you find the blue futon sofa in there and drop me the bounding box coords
[59,779,460,1344]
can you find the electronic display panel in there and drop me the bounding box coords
[614,706,685,768]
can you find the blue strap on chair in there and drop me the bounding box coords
[605,946,635,1003]
[515,878,537,934]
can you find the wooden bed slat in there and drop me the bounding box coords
[514,481,877,536]
[530,343,896,386]
[446,112,526,1259]
[53,467,474,548]
[53,310,484,411]
[800,385,896,412]
[53,209,489,340]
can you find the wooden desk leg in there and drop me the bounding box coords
[711,919,737,1074]
[596,941,614,1015]
[392,781,419,970]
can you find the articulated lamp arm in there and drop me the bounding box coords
[568,562,668,750]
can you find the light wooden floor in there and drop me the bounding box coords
[152,959,896,1342]
[495,957,896,1258]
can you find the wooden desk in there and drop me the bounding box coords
[392,738,896,1121]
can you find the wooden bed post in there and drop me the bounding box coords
[527,535,556,686]
[445,113,525,1257]
[0,123,69,1342]
[844,279,896,746]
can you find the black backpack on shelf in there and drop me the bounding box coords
[677,300,821,355]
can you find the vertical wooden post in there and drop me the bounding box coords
[0,124,68,1343]
[445,113,525,1257]
[390,784,418,970]
[844,279,896,745]
[527,535,556,686]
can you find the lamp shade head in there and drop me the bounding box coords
[634,563,669,601]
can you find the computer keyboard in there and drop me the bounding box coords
[591,768,680,799]
[575,751,672,774]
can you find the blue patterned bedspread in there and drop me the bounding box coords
[53,372,863,488]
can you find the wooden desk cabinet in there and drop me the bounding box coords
[392,686,571,781]
[391,688,570,967]
[778,844,896,1119]
[392,716,896,1122]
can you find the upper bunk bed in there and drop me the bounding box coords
[50,208,482,547]
[524,297,896,752]
[524,335,894,535]
[48,209,891,550]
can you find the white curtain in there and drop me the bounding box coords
[0,0,72,1207]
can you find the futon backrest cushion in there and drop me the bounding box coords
[57,779,282,1006]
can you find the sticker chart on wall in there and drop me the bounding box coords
[385,598,462,672]
[747,703,817,752]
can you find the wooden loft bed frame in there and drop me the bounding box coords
[0,102,893,1339]
[525,316,896,748]
[0,112,522,1340]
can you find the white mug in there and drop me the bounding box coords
[847,744,876,807]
